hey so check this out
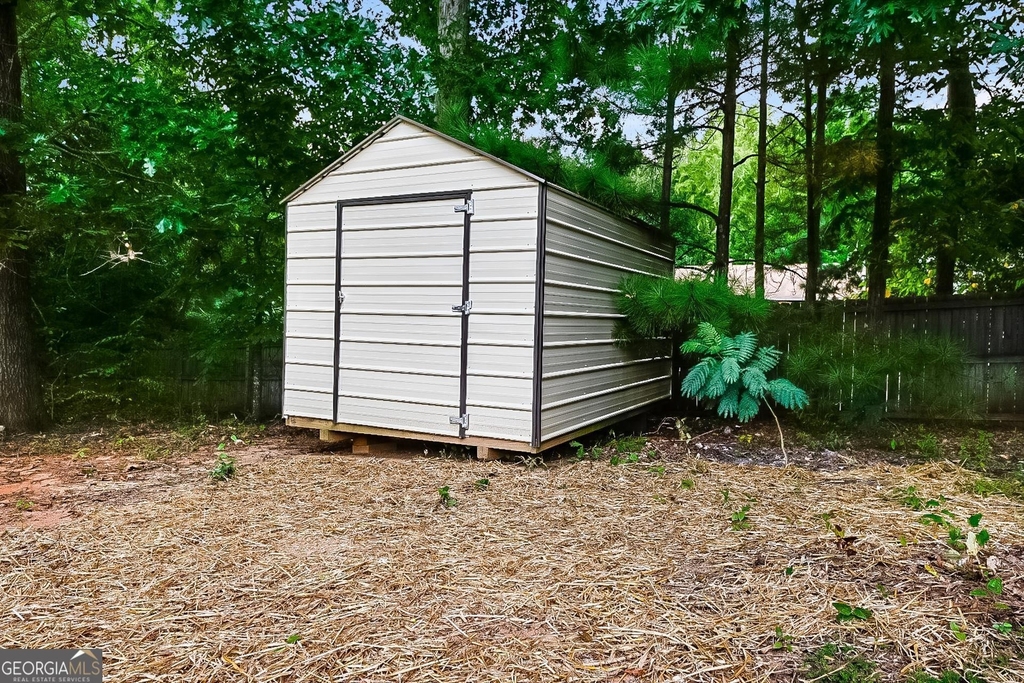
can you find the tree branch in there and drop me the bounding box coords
[734,152,758,168]
[668,201,719,222]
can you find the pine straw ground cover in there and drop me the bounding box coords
[1,434,1022,682]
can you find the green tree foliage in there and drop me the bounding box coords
[2,0,1023,426]
[19,0,426,418]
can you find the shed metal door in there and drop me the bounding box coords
[334,192,472,437]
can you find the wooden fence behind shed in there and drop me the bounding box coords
[781,295,1024,419]
[148,346,283,420]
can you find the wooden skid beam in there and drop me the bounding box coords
[319,429,350,443]
[476,446,511,461]
[287,417,537,453]
[351,435,397,455]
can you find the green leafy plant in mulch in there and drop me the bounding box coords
[209,452,237,481]
[680,323,808,464]
[802,643,878,682]
[438,486,458,508]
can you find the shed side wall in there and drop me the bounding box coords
[540,188,674,441]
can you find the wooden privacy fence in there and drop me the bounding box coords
[781,295,1024,419]
[149,295,1021,421]
[147,346,283,419]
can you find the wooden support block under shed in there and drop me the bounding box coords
[319,429,350,443]
[476,446,510,462]
[351,435,397,455]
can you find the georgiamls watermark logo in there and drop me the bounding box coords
[0,649,102,683]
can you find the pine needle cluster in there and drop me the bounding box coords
[444,122,658,222]
[615,274,772,342]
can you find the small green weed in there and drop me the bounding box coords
[648,465,665,476]
[970,576,1003,600]
[821,512,858,555]
[949,621,968,642]
[610,452,640,465]
[14,499,33,512]
[897,486,945,511]
[438,486,458,508]
[679,478,695,490]
[285,634,302,644]
[959,430,994,470]
[730,505,752,531]
[802,644,878,683]
[569,440,589,461]
[915,430,940,458]
[919,510,990,561]
[906,669,987,683]
[969,465,1024,501]
[737,433,753,445]
[970,577,1008,609]
[992,622,1013,635]
[210,453,236,481]
[771,625,794,651]
[606,434,648,466]
[833,602,872,623]
[474,478,490,490]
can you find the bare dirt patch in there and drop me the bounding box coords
[0,422,1021,682]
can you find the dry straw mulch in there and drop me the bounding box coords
[1,444,1022,682]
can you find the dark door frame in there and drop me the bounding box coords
[334,190,474,437]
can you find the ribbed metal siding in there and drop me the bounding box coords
[539,188,674,442]
[283,202,336,419]
[284,122,539,442]
[465,185,538,441]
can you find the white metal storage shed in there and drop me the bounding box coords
[282,116,674,454]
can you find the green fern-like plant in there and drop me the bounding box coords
[681,323,808,463]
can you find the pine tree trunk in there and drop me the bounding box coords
[802,36,817,303]
[754,0,770,298]
[806,69,827,303]
[660,78,677,234]
[0,0,40,433]
[436,0,470,132]
[867,37,896,321]
[714,32,739,281]
[935,53,975,295]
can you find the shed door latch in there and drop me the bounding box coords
[454,199,474,215]
[452,300,472,315]
[338,291,345,304]
[449,414,469,428]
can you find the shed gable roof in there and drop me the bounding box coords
[282,116,543,205]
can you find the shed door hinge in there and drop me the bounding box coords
[454,199,474,215]
[449,414,469,428]
[452,300,472,315]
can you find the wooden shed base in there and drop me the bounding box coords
[289,417,537,459]
[287,404,660,460]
